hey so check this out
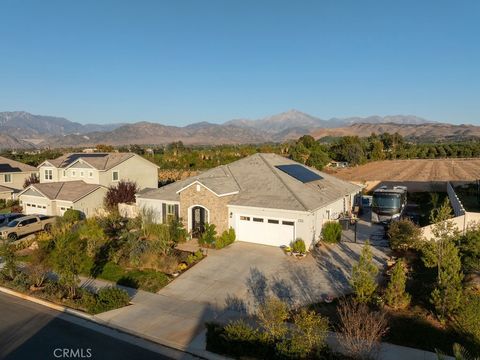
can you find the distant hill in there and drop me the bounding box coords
[40,121,270,147]
[0,111,124,138]
[0,110,477,149]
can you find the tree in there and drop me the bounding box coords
[384,260,411,309]
[104,180,138,210]
[422,198,463,320]
[51,233,86,299]
[387,219,422,251]
[337,298,389,360]
[454,293,480,345]
[95,144,114,152]
[0,241,17,280]
[26,246,50,288]
[23,173,39,188]
[350,241,379,303]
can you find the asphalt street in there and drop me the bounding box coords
[0,292,174,360]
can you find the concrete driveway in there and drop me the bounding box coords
[96,241,389,354]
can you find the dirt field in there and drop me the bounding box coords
[329,158,480,183]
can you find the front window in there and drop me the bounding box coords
[112,171,119,181]
[372,194,401,210]
[44,169,53,180]
[4,174,11,183]
[166,204,176,221]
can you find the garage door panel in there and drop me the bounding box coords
[237,215,295,247]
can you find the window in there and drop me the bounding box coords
[268,219,279,224]
[63,170,66,177]
[166,204,176,221]
[3,174,11,183]
[72,171,76,177]
[240,216,250,221]
[44,169,53,180]
[89,171,93,178]
[80,171,84,177]
[253,217,264,222]
[112,171,119,181]
[282,221,295,226]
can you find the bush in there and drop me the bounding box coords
[291,239,306,254]
[83,286,130,314]
[23,173,39,188]
[12,272,30,291]
[215,228,236,249]
[257,297,289,342]
[63,209,84,223]
[77,219,108,257]
[337,298,389,360]
[0,199,6,209]
[322,222,342,243]
[198,223,217,246]
[186,250,204,266]
[388,218,422,252]
[117,269,169,292]
[455,293,480,344]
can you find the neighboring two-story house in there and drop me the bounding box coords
[0,156,38,201]
[18,153,159,217]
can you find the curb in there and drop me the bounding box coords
[0,285,229,360]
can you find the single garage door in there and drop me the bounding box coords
[236,215,295,247]
[24,203,47,215]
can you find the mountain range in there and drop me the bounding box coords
[0,110,477,149]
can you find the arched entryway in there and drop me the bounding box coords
[190,205,209,238]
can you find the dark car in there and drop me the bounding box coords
[0,213,24,228]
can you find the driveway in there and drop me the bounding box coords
[96,241,389,353]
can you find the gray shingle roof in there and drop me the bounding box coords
[45,153,136,170]
[137,153,361,212]
[0,156,37,173]
[31,181,104,202]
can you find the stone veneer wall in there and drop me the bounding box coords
[179,183,233,233]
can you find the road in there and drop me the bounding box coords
[0,292,175,360]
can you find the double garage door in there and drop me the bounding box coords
[24,203,47,215]
[236,215,295,247]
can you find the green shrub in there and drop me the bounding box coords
[117,270,169,292]
[224,319,259,342]
[0,199,6,209]
[199,223,217,246]
[387,218,422,251]
[384,260,411,309]
[63,209,84,223]
[291,239,306,254]
[186,250,204,266]
[351,241,379,303]
[215,228,236,249]
[84,286,130,314]
[12,272,30,291]
[455,293,480,344]
[321,221,342,243]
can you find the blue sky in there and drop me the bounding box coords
[0,0,479,125]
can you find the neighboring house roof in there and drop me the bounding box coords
[0,156,37,173]
[40,152,152,171]
[137,153,362,212]
[0,185,14,193]
[21,181,105,202]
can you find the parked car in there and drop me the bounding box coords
[0,215,56,241]
[0,213,24,228]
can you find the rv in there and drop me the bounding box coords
[371,186,407,224]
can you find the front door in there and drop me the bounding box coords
[191,206,207,238]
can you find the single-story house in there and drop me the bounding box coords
[18,180,107,217]
[0,156,38,200]
[137,153,362,249]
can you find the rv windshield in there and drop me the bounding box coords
[372,193,401,210]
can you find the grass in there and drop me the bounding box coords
[0,207,11,214]
[117,269,170,292]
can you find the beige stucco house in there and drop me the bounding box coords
[19,152,159,217]
[0,156,38,200]
[137,153,361,249]
[18,181,107,217]
[36,152,159,189]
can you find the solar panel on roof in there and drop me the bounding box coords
[0,164,21,173]
[275,164,322,183]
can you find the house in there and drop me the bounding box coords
[37,152,159,190]
[0,156,38,200]
[18,181,107,217]
[19,152,159,217]
[137,153,362,249]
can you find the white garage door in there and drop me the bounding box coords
[236,215,295,247]
[24,203,47,215]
